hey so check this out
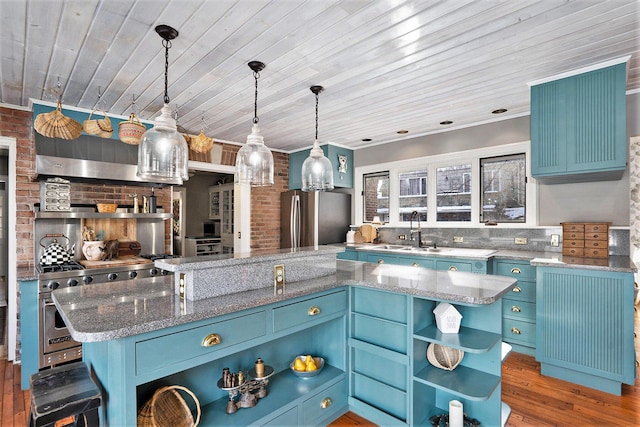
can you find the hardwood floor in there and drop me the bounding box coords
[4,353,638,426]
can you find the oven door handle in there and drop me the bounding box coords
[43,301,56,308]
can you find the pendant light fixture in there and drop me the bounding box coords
[301,85,334,192]
[137,24,189,185]
[235,61,274,186]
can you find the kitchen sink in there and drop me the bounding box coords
[359,244,496,257]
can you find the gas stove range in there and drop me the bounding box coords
[37,260,173,293]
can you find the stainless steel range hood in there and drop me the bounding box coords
[35,133,179,186]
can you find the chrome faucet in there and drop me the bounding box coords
[409,210,422,248]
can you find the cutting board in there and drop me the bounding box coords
[119,241,142,257]
[79,256,152,269]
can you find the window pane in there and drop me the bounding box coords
[481,154,526,223]
[398,169,427,222]
[436,164,471,221]
[363,172,389,222]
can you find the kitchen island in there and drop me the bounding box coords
[53,255,517,426]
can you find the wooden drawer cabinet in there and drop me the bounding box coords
[273,290,346,332]
[562,222,609,258]
[135,311,266,375]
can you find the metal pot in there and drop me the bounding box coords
[39,233,76,266]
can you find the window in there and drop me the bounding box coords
[363,171,389,222]
[480,153,526,223]
[436,164,471,221]
[398,169,427,221]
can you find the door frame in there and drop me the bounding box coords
[0,136,16,360]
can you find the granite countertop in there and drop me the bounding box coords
[52,260,516,343]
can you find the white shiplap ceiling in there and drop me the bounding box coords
[1,0,639,152]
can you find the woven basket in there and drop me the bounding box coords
[426,343,464,371]
[190,129,214,153]
[96,203,117,213]
[137,385,201,427]
[83,110,113,138]
[34,100,82,140]
[118,113,146,145]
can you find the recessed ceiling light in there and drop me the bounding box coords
[492,108,508,114]
[397,130,409,134]
[361,138,372,142]
[440,120,453,125]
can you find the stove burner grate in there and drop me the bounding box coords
[37,261,84,274]
[140,254,180,261]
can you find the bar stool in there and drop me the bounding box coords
[29,361,102,427]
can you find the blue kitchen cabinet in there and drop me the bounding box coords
[19,280,39,389]
[288,144,353,189]
[495,260,537,356]
[536,267,635,395]
[337,247,359,261]
[356,249,490,274]
[531,62,627,183]
[83,288,349,426]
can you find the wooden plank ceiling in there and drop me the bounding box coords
[1,0,638,152]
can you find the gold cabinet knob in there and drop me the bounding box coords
[308,306,321,316]
[201,333,221,347]
[511,327,521,335]
[512,286,522,293]
[511,267,521,274]
[377,259,384,264]
[412,262,418,267]
[320,397,333,409]
[448,266,458,271]
[511,306,521,313]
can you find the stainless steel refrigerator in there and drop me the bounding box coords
[281,190,351,249]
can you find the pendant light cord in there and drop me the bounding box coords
[315,91,320,140]
[163,39,172,104]
[253,70,260,124]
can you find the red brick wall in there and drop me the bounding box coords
[250,151,289,250]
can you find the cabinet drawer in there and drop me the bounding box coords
[505,280,535,302]
[273,290,346,332]
[584,223,608,233]
[583,248,609,259]
[352,313,407,354]
[352,346,407,391]
[262,406,297,426]
[396,256,435,270]
[353,287,407,323]
[302,379,347,425]
[495,262,535,281]
[563,223,585,232]
[562,247,584,257]
[136,311,266,374]
[584,236,608,245]
[564,239,585,248]
[503,318,536,346]
[502,300,536,321]
[564,232,584,240]
[436,260,472,272]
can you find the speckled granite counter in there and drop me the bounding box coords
[52,260,516,343]
[530,254,636,272]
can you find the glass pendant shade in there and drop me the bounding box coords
[137,104,189,184]
[235,123,274,186]
[301,85,334,192]
[301,140,334,191]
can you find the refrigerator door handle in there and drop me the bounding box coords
[291,194,300,249]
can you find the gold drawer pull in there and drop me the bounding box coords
[377,259,384,264]
[511,306,521,313]
[201,333,221,347]
[412,262,418,267]
[512,286,522,293]
[511,327,521,335]
[308,306,321,316]
[448,266,458,271]
[320,397,333,409]
[511,267,521,274]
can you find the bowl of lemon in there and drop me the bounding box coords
[290,355,325,379]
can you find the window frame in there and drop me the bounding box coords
[354,141,536,228]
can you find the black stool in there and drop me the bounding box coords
[29,361,102,427]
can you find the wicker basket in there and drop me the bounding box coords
[426,342,464,371]
[34,100,82,140]
[137,385,201,427]
[118,113,146,145]
[96,203,118,213]
[83,110,113,138]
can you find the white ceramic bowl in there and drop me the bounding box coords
[290,356,325,379]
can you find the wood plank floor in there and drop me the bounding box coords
[4,353,638,427]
